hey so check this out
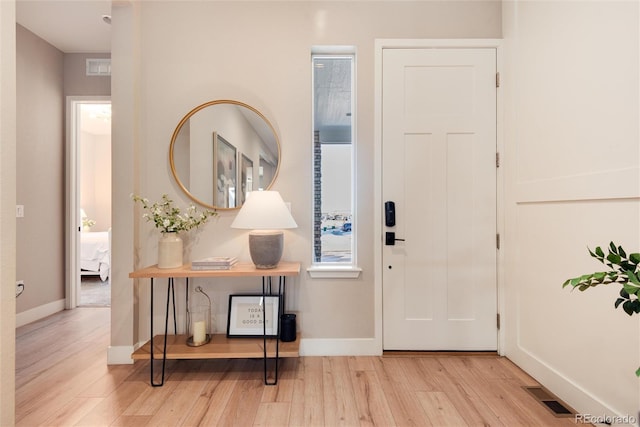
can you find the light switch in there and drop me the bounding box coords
[16,205,24,218]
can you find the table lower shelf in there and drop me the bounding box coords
[132,333,301,360]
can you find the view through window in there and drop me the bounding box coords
[312,54,354,264]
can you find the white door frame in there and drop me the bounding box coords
[65,96,111,309]
[373,39,505,355]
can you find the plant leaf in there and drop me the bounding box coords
[629,253,640,265]
[607,253,622,265]
[622,283,640,296]
[618,246,627,258]
[635,366,640,377]
[595,246,605,259]
[622,300,635,316]
[609,242,618,254]
[615,298,625,309]
[625,270,640,286]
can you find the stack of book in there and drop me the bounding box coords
[191,256,238,270]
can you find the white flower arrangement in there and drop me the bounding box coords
[82,217,96,228]
[131,193,216,233]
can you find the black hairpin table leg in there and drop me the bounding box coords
[262,275,285,385]
[149,277,176,387]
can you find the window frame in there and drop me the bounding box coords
[307,49,361,279]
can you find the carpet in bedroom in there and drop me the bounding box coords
[80,276,110,306]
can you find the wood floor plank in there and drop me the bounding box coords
[253,402,291,427]
[416,391,468,426]
[145,360,214,426]
[371,357,433,426]
[289,357,325,426]
[350,368,396,426]
[217,376,264,425]
[285,353,307,426]
[179,359,243,426]
[16,354,111,426]
[431,368,506,427]
[261,357,297,404]
[110,414,153,426]
[322,357,361,426]
[73,379,150,427]
[37,397,103,427]
[15,308,586,427]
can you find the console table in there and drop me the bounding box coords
[129,261,300,386]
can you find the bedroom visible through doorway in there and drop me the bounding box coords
[66,97,112,308]
[79,102,112,306]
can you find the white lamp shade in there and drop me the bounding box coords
[231,191,297,230]
[80,208,87,219]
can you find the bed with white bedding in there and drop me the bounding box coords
[80,230,110,281]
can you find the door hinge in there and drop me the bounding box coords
[496,233,501,250]
[497,313,501,330]
[496,152,500,168]
[496,72,500,88]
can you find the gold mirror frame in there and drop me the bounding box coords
[169,100,281,210]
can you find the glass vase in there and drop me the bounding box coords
[187,286,212,346]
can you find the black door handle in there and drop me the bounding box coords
[385,232,405,246]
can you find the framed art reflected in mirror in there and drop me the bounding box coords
[213,132,237,208]
[239,153,253,205]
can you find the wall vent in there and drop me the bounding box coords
[523,386,576,417]
[86,58,111,76]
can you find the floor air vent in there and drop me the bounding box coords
[523,386,576,417]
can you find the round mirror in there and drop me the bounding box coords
[169,100,280,210]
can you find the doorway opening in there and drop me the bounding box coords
[66,97,112,308]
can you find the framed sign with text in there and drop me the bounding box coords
[226,294,280,338]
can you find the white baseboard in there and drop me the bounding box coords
[299,337,381,356]
[107,345,135,365]
[16,299,65,327]
[508,347,636,425]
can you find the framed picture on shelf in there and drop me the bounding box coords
[227,294,280,338]
[239,153,253,205]
[213,132,237,208]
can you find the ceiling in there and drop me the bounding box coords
[16,0,111,53]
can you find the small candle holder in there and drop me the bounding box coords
[187,286,211,346]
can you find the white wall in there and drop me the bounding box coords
[0,1,16,423]
[111,0,501,356]
[81,131,111,232]
[503,0,639,418]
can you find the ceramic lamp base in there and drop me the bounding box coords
[248,230,283,269]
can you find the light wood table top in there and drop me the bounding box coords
[129,261,301,279]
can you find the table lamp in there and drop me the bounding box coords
[231,191,297,269]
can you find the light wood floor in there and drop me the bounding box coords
[16,308,582,426]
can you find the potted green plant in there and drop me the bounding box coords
[563,242,640,376]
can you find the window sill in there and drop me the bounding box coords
[306,265,362,279]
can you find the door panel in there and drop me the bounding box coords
[382,48,497,351]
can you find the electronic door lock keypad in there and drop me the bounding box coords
[385,201,396,227]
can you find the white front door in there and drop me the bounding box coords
[382,48,498,350]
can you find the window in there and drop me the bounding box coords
[310,52,359,278]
